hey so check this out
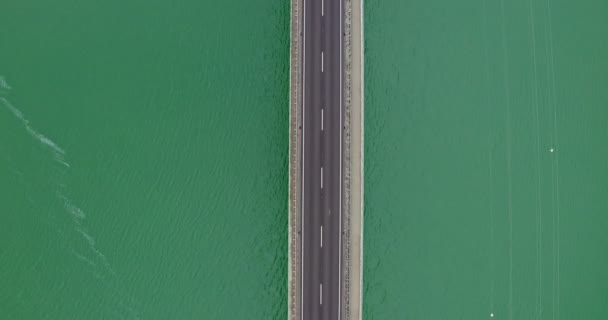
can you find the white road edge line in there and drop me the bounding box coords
[321,225,323,248]
[320,283,323,305]
[322,0,324,16]
[301,0,306,318]
[338,0,343,318]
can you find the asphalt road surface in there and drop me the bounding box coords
[300,0,343,318]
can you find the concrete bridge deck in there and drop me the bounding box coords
[288,0,363,318]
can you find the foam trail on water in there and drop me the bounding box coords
[71,249,98,268]
[25,126,66,155]
[75,223,116,276]
[61,195,115,275]
[0,76,11,90]
[2,75,139,318]
[63,196,86,219]
[1,97,68,165]
[2,97,24,119]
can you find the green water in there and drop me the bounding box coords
[364,0,608,319]
[1,0,289,318]
[2,0,608,319]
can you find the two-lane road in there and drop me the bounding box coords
[300,0,343,318]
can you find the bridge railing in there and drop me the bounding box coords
[288,0,302,319]
[342,0,354,318]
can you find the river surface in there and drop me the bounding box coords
[1,0,289,318]
[364,0,608,319]
[1,0,607,319]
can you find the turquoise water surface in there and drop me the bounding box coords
[364,0,608,319]
[1,0,289,318]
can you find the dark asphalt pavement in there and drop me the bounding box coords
[301,0,342,319]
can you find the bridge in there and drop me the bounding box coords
[288,0,364,319]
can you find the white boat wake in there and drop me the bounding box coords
[1,76,140,319]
